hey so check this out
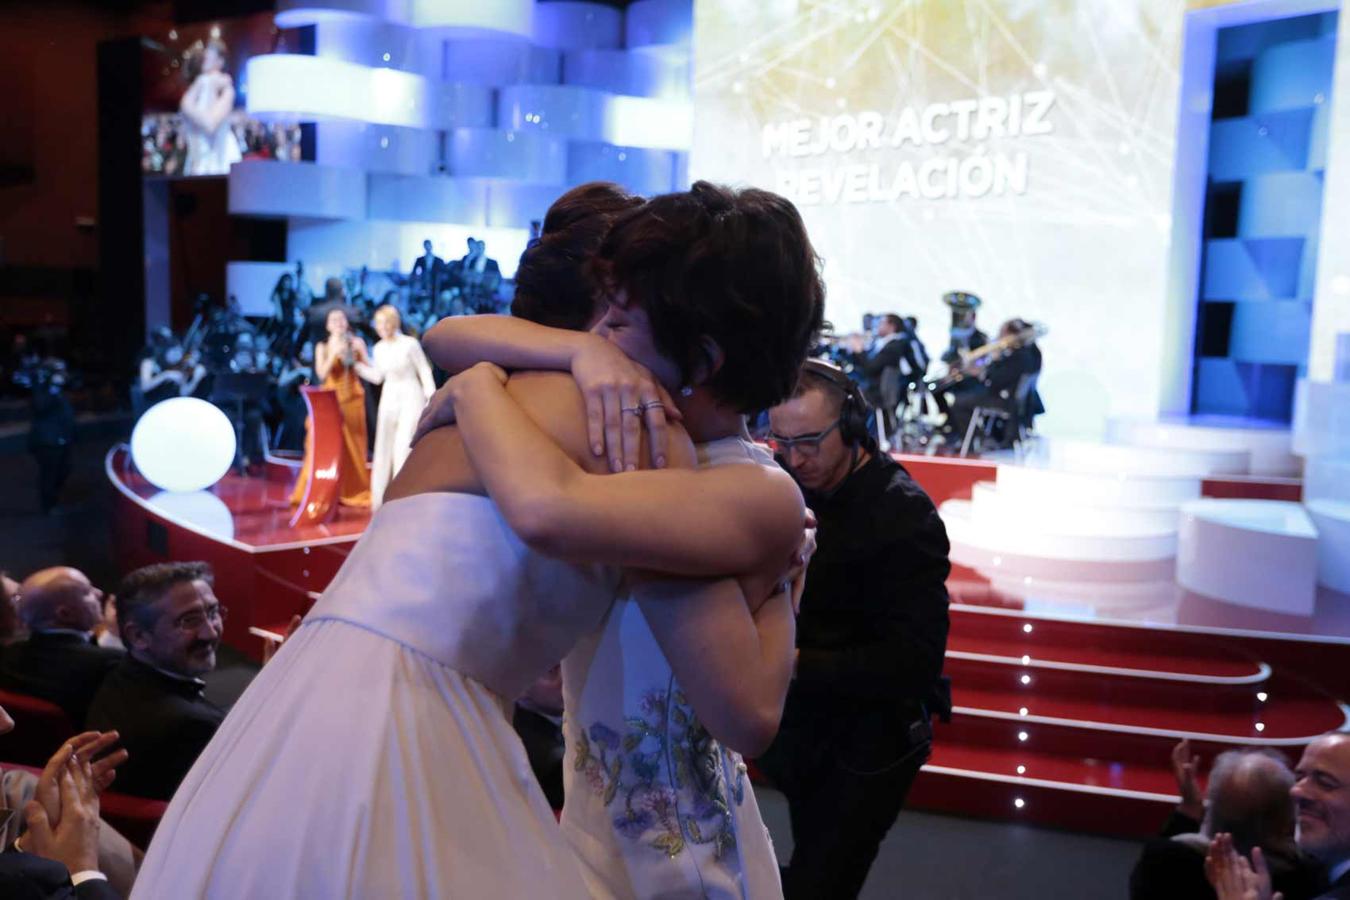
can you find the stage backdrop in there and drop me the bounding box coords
[690,0,1349,433]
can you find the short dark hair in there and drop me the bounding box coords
[512,182,645,331]
[591,181,825,412]
[115,562,213,637]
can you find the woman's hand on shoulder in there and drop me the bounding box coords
[570,333,681,473]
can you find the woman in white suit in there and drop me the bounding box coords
[357,305,437,508]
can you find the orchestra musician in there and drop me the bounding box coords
[846,314,928,439]
[940,318,1044,447]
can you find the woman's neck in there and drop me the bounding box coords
[677,391,750,444]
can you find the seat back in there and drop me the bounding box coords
[0,689,77,767]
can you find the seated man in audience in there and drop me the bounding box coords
[0,703,134,898]
[86,563,225,801]
[0,568,124,725]
[1208,731,1350,899]
[1132,739,1322,899]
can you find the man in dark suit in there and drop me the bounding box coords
[848,314,926,439]
[86,562,226,801]
[759,362,951,900]
[447,237,502,312]
[409,239,445,307]
[1295,733,1350,898]
[0,569,122,726]
[1131,741,1321,899]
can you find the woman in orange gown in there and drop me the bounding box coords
[289,308,373,508]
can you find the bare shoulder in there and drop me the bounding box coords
[505,371,696,472]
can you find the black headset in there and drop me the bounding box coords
[800,358,873,449]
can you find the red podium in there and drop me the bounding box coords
[289,386,343,528]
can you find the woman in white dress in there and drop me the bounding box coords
[179,40,241,177]
[355,305,436,508]
[130,181,821,899]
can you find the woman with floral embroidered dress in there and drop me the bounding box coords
[132,181,822,899]
[421,182,826,898]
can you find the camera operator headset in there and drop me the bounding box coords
[796,359,877,495]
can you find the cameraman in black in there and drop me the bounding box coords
[760,359,951,900]
[14,347,76,513]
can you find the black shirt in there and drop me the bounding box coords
[793,452,951,713]
[85,656,225,801]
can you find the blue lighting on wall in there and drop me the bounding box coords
[1193,11,1338,422]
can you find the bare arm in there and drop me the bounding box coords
[451,364,804,576]
[634,577,796,756]
[314,341,335,381]
[139,358,181,392]
[354,341,383,384]
[422,314,587,374]
[200,77,235,134]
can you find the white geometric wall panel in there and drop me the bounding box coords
[229,161,366,220]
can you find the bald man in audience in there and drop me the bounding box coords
[1294,733,1350,898]
[0,568,123,725]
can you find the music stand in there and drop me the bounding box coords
[210,372,273,476]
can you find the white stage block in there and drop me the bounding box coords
[315,18,425,71]
[485,181,570,229]
[497,84,609,141]
[367,173,488,225]
[606,95,693,150]
[971,481,1182,536]
[566,141,676,196]
[1044,438,1250,478]
[229,161,366,220]
[1293,378,1350,458]
[940,499,1178,562]
[563,49,688,99]
[447,128,566,182]
[1106,417,1299,477]
[1306,456,1350,505]
[1177,499,1319,615]
[994,463,1202,509]
[533,1,624,50]
[1306,499,1350,594]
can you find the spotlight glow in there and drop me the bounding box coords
[1014,798,1025,809]
[1255,722,1265,732]
[1021,655,1031,664]
[1017,731,1029,742]
[1023,624,1034,633]
[1257,692,1268,702]
[1019,707,1028,716]
[1020,674,1032,685]
[1016,765,1026,775]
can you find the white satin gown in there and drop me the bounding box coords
[131,492,619,899]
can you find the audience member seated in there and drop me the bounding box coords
[0,704,129,898]
[512,666,565,811]
[0,569,123,726]
[1132,739,1322,900]
[1,572,21,644]
[86,563,225,802]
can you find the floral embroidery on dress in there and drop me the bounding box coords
[572,682,748,862]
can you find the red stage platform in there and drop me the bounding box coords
[108,445,1350,838]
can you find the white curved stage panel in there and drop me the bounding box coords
[485,181,572,229]
[1177,499,1318,615]
[447,128,566,182]
[626,0,693,51]
[563,49,688,99]
[409,0,533,36]
[246,55,493,131]
[444,38,560,85]
[315,18,426,72]
[533,1,624,50]
[606,95,694,150]
[366,173,488,224]
[275,0,401,27]
[1044,438,1250,478]
[566,141,676,197]
[229,161,367,220]
[941,499,1178,562]
[1106,417,1299,477]
[1306,456,1350,505]
[497,83,609,141]
[994,464,1202,509]
[1293,379,1350,458]
[1306,499,1350,594]
[315,121,438,176]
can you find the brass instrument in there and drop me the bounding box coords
[931,322,1046,392]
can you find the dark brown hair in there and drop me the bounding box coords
[115,561,213,637]
[592,181,825,413]
[511,182,645,331]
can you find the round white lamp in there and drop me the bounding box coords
[130,397,236,493]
